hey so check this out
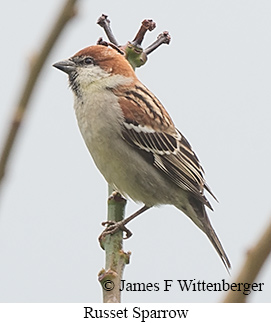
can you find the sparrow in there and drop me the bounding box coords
[53,45,231,272]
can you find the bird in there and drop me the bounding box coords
[53,44,231,272]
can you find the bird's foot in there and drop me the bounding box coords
[99,220,133,242]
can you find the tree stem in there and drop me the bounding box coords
[98,186,130,303]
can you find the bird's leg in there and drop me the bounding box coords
[99,205,151,241]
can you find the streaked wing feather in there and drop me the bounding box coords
[112,83,216,206]
[122,123,215,208]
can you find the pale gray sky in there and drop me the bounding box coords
[0,0,270,302]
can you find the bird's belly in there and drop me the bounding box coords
[74,96,183,207]
[81,124,177,206]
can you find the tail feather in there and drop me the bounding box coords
[178,195,231,273]
[203,222,231,274]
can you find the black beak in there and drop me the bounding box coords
[53,59,76,74]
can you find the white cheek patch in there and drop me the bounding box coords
[77,66,133,91]
[79,65,110,84]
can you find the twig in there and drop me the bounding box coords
[0,0,78,187]
[96,38,125,55]
[145,31,171,55]
[97,14,119,46]
[98,189,130,303]
[223,218,271,302]
[122,19,156,69]
[131,19,156,47]
[96,15,171,69]
[96,37,109,47]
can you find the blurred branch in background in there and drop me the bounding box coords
[0,0,79,189]
[223,217,271,302]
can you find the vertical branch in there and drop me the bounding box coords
[97,15,171,303]
[98,187,130,303]
[0,0,78,187]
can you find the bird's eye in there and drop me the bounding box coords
[83,57,93,65]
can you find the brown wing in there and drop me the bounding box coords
[112,83,216,208]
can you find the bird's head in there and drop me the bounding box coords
[53,45,136,96]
